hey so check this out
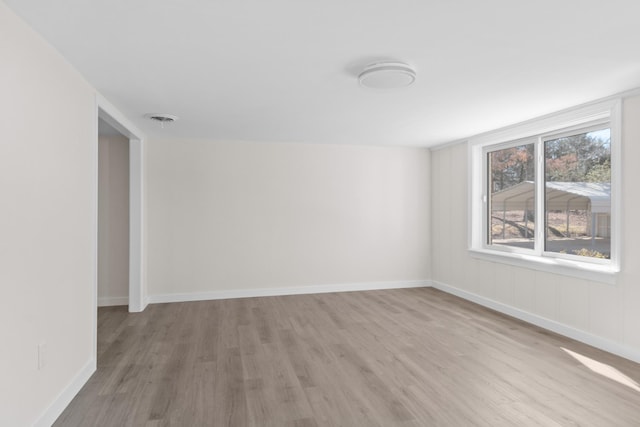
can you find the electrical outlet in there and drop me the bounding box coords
[38,342,46,370]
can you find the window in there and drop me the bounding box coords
[544,127,611,259]
[488,142,535,249]
[470,100,620,282]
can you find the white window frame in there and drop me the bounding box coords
[469,99,621,284]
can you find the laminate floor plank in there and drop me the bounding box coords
[54,288,640,426]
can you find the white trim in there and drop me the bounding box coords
[96,94,147,313]
[147,280,431,304]
[91,96,99,373]
[96,94,144,139]
[468,98,620,282]
[468,249,617,284]
[431,280,640,364]
[128,138,146,312]
[98,296,129,307]
[33,359,96,427]
[610,100,622,274]
[470,100,616,147]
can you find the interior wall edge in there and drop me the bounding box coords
[97,297,129,307]
[32,359,96,427]
[431,280,640,364]
[146,279,432,305]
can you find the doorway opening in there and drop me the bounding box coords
[98,118,130,307]
[96,98,145,316]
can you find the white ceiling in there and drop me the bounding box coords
[6,0,640,147]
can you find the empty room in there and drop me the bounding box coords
[2,1,640,426]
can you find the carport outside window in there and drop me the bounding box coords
[485,125,611,261]
[488,143,536,249]
[544,127,611,259]
[469,99,619,280]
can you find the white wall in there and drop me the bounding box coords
[146,139,431,299]
[430,94,640,361]
[0,2,97,426]
[98,134,129,306]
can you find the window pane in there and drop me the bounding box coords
[488,144,535,249]
[544,128,611,259]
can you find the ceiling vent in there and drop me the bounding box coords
[358,62,416,89]
[145,113,178,128]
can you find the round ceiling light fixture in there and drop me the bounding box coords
[358,61,416,89]
[144,113,179,128]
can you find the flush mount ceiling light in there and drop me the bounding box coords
[145,113,179,128]
[358,61,416,89]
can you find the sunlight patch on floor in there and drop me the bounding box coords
[562,347,640,392]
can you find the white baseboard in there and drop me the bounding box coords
[147,280,431,304]
[431,280,640,364]
[34,358,96,427]
[97,296,128,307]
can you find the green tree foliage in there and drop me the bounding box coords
[545,130,610,183]
[489,130,610,194]
[585,159,611,182]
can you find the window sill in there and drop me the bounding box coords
[468,248,618,285]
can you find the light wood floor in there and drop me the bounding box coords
[55,288,640,426]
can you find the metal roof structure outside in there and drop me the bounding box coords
[491,181,611,213]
